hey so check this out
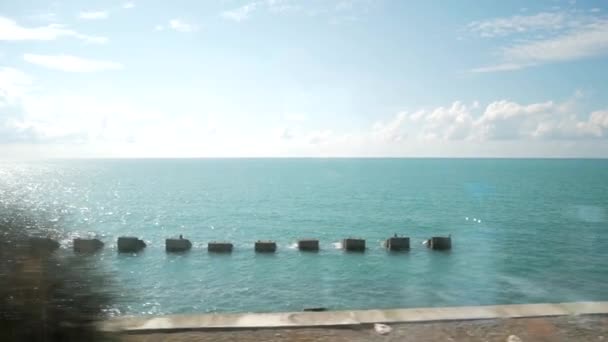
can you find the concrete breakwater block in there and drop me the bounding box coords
[208,242,233,253]
[28,237,60,253]
[384,237,410,251]
[74,238,104,253]
[117,236,146,253]
[298,239,319,251]
[343,238,365,252]
[255,241,277,253]
[428,236,451,250]
[165,238,192,253]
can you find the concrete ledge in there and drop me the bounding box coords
[101,301,608,333]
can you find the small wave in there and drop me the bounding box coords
[332,242,342,249]
[288,243,298,249]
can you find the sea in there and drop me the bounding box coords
[1,158,607,316]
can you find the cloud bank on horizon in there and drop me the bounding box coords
[1,0,607,158]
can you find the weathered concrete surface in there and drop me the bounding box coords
[343,238,365,252]
[298,239,319,251]
[28,237,60,253]
[384,237,410,251]
[74,238,104,253]
[166,238,192,253]
[429,236,451,250]
[208,242,233,253]
[118,237,147,253]
[102,302,608,333]
[120,314,608,342]
[255,241,277,253]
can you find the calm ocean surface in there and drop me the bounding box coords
[1,159,607,315]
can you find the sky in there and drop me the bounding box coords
[1,0,608,158]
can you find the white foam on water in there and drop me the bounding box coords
[332,241,342,249]
[288,242,298,249]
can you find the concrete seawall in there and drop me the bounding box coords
[343,238,365,252]
[298,239,319,251]
[428,236,451,250]
[208,242,233,253]
[166,238,192,253]
[384,237,410,251]
[118,237,146,253]
[74,238,104,253]
[255,241,277,253]
[101,301,608,333]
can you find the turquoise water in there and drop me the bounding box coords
[1,159,607,315]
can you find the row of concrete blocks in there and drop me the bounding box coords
[66,236,452,254]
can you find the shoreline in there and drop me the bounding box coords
[103,301,608,333]
[120,315,608,342]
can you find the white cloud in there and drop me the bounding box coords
[27,12,58,23]
[267,0,300,13]
[23,54,123,72]
[222,3,259,22]
[156,19,197,32]
[221,0,339,22]
[371,111,408,142]
[123,2,135,9]
[0,67,31,101]
[470,11,608,72]
[470,62,533,73]
[418,102,477,140]
[0,16,107,43]
[307,129,333,144]
[168,19,197,32]
[398,98,608,141]
[278,127,293,140]
[469,12,569,38]
[313,97,607,148]
[2,68,607,157]
[474,100,556,140]
[0,70,168,147]
[501,20,608,63]
[78,11,109,20]
[0,68,234,156]
[0,67,81,143]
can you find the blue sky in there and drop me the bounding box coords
[1,0,608,158]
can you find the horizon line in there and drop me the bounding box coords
[3,156,608,161]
